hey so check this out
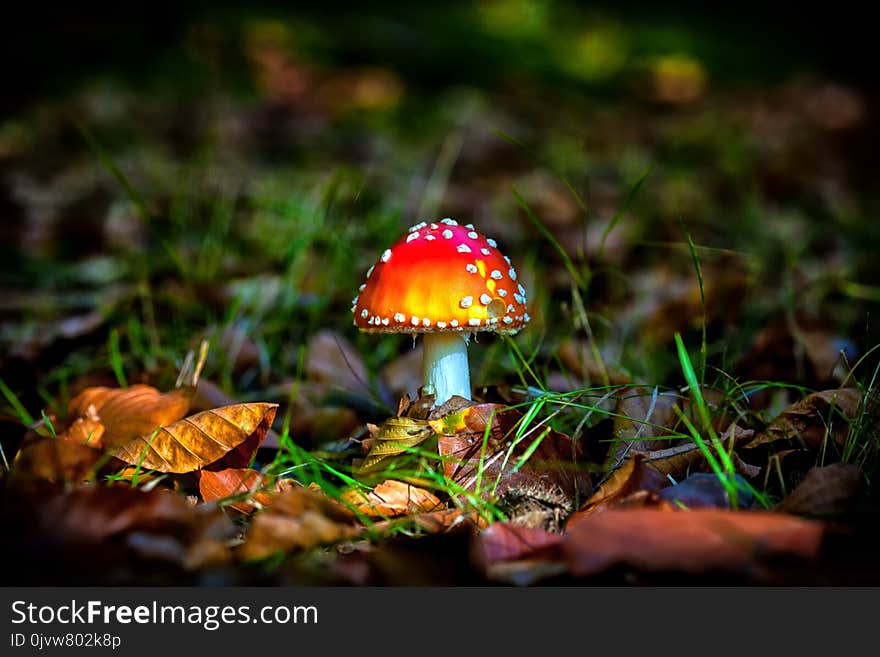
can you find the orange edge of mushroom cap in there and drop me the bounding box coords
[351,219,530,335]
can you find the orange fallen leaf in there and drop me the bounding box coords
[199,468,292,514]
[342,479,442,517]
[110,403,277,473]
[67,384,191,449]
[563,508,824,580]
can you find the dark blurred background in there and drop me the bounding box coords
[2,1,878,427]
[3,2,878,116]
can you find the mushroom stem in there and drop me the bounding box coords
[422,332,471,405]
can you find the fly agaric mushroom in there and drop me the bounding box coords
[352,218,530,405]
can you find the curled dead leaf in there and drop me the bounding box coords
[68,384,191,449]
[574,454,670,517]
[744,388,862,450]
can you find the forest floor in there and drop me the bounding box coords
[2,5,879,585]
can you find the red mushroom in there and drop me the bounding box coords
[352,218,529,405]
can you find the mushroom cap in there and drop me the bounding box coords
[352,219,530,335]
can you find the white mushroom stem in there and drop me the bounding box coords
[422,332,471,405]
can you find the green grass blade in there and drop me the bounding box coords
[108,328,128,388]
[0,376,36,426]
[597,164,651,261]
[679,219,707,387]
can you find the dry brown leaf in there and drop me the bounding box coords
[779,463,864,516]
[67,384,191,449]
[110,403,277,473]
[475,522,564,564]
[575,454,669,517]
[606,387,734,470]
[239,487,361,560]
[563,508,825,580]
[12,436,106,484]
[58,405,106,448]
[636,423,755,479]
[744,388,862,450]
[342,479,442,517]
[199,468,292,514]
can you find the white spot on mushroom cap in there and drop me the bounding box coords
[460,296,473,308]
[508,267,517,280]
[381,249,392,263]
[430,223,439,229]
[437,321,447,329]
[457,244,472,253]
[518,284,526,296]
[504,255,511,265]
[503,316,513,324]
[466,263,478,274]
[465,223,475,229]
[406,231,420,243]
[361,309,369,318]
[441,218,458,226]
[507,304,515,312]
[450,319,459,327]
[486,238,498,248]
[409,221,427,232]
[359,283,366,291]
[524,313,531,322]
[468,318,482,327]
[498,289,507,297]
[422,318,431,327]
[442,229,453,239]
[480,248,491,256]
[467,231,478,239]
[382,317,390,326]
[366,265,375,278]
[411,316,420,326]
[425,235,436,241]
[394,312,406,322]
[480,293,492,305]
[514,294,524,304]
[490,270,502,280]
